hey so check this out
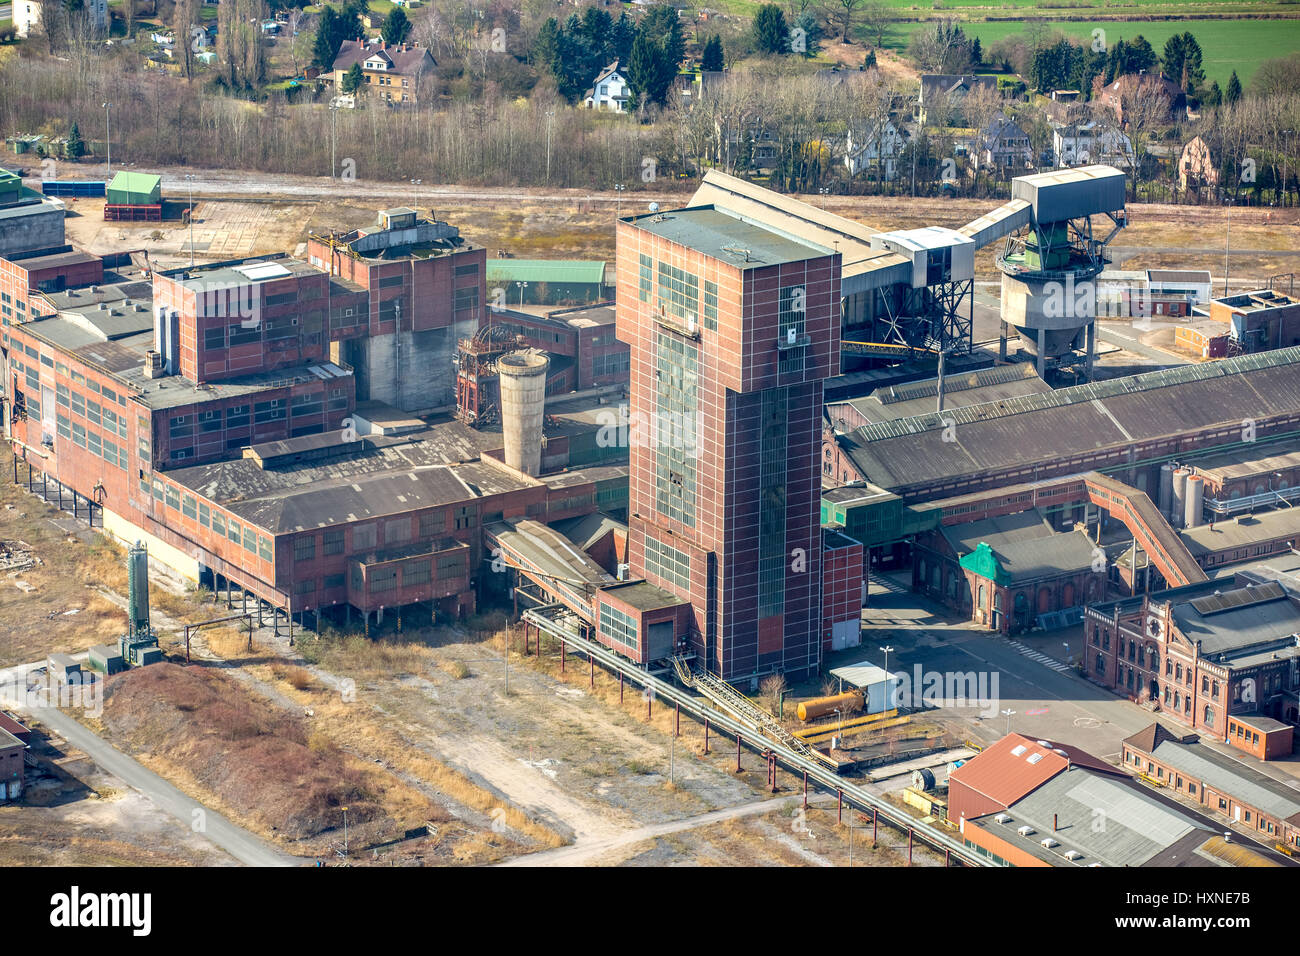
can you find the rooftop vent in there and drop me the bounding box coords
[1017,825,1034,837]
[1011,744,1027,756]
[1064,850,1083,861]
[1040,837,1059,849]
[1027,753,1045,764]
[995,813,1012,825]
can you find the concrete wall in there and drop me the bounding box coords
[101,506,202,584]
[0,205,65,259]
[362,318,473,412]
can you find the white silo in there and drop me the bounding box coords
[497,350,550,477]
[1185,475,1205,529]
[1171,468,1191,529]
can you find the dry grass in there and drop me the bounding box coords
[439,659,470,680]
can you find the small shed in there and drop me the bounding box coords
[828,659,902,714]
[106,171,162,206]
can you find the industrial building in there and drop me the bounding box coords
[950,732,1287,866]
[1123,723,1300,848]
[0,168,65,260]
[104,172,163,223]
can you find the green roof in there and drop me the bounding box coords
[107,171,162,205]
[485,259,607,285]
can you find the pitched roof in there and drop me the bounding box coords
[332,39,435,76]
[948,733,1070,809]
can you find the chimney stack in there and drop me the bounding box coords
[1053,813,1058,832]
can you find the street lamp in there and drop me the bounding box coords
[184,174,197,269]
[879,644,895,710]
[101,102,112,175]
[328,102,340,179]
[819,186,829,208]
[614,183,626,218]
[1001,708,1016,736]
[1224,198,1231,297]
[516,281,527,307]
[545,110,556,185]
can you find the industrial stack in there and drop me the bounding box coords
[497,350,550,477]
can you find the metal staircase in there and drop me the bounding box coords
[672,657,831,765]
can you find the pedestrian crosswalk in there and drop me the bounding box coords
[1006,640,1071,673]
[871,575,911,595]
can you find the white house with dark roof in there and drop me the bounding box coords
[844,120,906,180]
[584,62,630,112]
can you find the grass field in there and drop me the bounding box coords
[701,0,1300,17]
[875,17,1300,86]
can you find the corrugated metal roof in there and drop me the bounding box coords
[485,259,607,285]
[1150,738,1300,822]
[949,733,1069,809]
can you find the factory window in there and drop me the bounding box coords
[291,393,322,418]
[87,431,101,457]
[757,387,789,619]
[403,561,431,586]
[199,410,222,432]
[455,264,480,277]
[418,511,445,539]
[226,405,250,429]
[104,438,120,468]
[654,332,698,528]
[204,326,225,351]
[182,495,197,519]
[254,400,285,424]
[165,484,180,511]
[71,392,85,418]
[152,478,165,503]
[384,518,411,545]
[657,261,699,325]
[228,324,260,347]
[199,502,210,528]
[644,537,691,591]
[370,568,398,593]
[259,536,272,561]
[295,536,316,562]
[171,448,192,462]
[437,552,468,579]
[296,579,315,596]
[1204,705,1214,726]
[103,407,118,432]
[703,280,718,331]
[86,400,101,426]
[266,316,297,341]
[323,574,345,591]
[454,287,479,313]
[212,512,226,537]
[352,523,377,550]
[72,423,86,448]
[242,526,256,554]
[26,368,39,390]
[169,415,191,437]
[638,254,652,302]
[265,292,297,307]
[599,602,639,652]
[454,506,477,531]
[323,529,345,556]
[591,351,629,378]
[228,519,242,544]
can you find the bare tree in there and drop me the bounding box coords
[861,0,889,49]
[828,0,864,43]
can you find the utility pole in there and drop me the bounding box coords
[102,102,112,176]
[1224,201,1231,297]
[185,174,196,269]
[329,103,339,179]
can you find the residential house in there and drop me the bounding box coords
[844,119,906,181]
[1179,135,1220,193]
[1053,121,1135,169]
[972,115,1034,177]
[584,62,630,112]
[1093,73,1186,126]
[917,74,998,127]
[13,0,107,38]
[330,39,436,106]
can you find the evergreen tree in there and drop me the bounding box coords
[610,12,636,64]
[381,8,411,46]
[533,17,560,70]
[312,7,339,71]
[341,62,364,93]
[792,10,822,58]
[626,30,678,107]
[1226,70,1242,104]
[752,4,789,56]
[1204,79,1222,108]
[641,4,684,70]
[970,36,982,67]
[863,49,876,69]
[701,34,724,72]
[65,121,85,160]
[1161,31,1203,94]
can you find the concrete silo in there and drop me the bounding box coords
[497,350,549,477]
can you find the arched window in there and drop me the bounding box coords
[1204,705,1214,725]
[978,584,986,609]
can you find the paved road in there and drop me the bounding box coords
[1,662,298,867]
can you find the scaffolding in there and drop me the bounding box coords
[454,322,524,426]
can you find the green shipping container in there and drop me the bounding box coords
[106,171,162,206]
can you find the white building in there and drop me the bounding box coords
[584,62,630,113]
[1053,121,1135,169]
[844,120,906,181]
[14,0,107,38]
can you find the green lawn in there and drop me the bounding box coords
[701,0,1300,17]
[885,17,1300,85]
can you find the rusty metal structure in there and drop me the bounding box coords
[453,322,524,426]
